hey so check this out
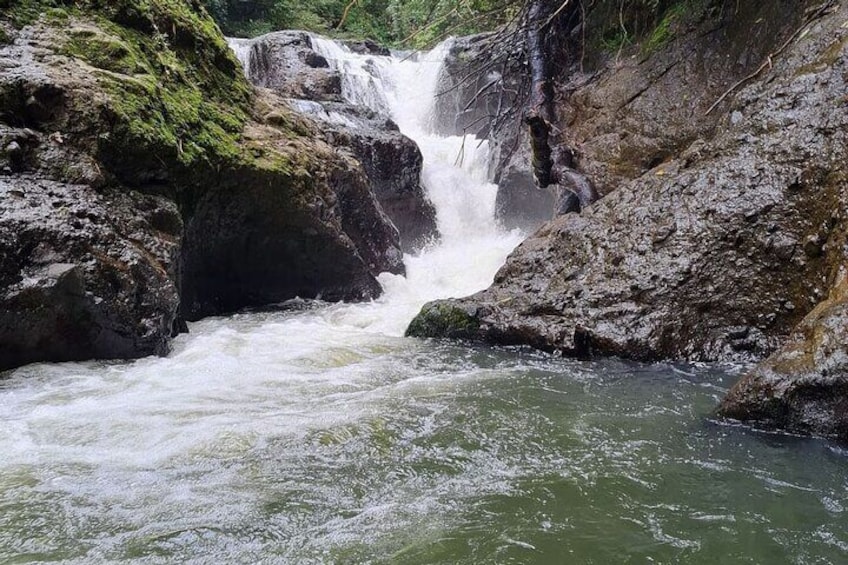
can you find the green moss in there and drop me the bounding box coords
[405,301,480,339]
[45,1,254,202]
[44,7,69,23]
[65,29,144,74]
[3,0,329,216]
[643,3,686,53]
[1,0,57,28]
[588,0,705,57]
[246,142,293,176]
[600,30,633,53]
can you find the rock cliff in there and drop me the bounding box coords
[409,0,848,438]
[0,0,402,369]
[238,30,438,251]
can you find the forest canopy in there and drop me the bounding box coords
[200,0,522,47]
[201,0,695,50]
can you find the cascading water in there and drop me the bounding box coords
[226,37,254,78]
[1,36,846,565]
[299,36,525,334]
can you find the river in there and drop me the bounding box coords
[0,36,846,564]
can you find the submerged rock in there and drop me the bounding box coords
[405,301,480,339]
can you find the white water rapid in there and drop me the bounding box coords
[303,36,525,333]
[0,37,525,561]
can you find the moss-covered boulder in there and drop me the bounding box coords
[405,301,480,340]
[0,0,403,369]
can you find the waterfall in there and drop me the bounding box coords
[303,36,524,333]
[221,33,525,333]
[226,37,254,79]
[223,34,521,291]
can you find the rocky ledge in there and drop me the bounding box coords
[237,30,438,251]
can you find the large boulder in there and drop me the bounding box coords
[719,268,848,440]
[408,2,848,367]
[0,2,402,369]
[301,101,436,251]
[245,31,343,100]
[178,100,400,319]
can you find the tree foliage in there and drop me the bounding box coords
[199,0,521,47]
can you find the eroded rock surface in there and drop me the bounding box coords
[296,100,436,251]
[720,268,848,440]
[0,178,181,371]
[247,31,343,100]
[434,33,553,231]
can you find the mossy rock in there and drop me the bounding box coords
[406,300,481,339]
[3,0,255,194]
[65,27,145,74]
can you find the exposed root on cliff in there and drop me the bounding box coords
[438,0,599,215]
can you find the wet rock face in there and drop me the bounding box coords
[435,3,810,232]
[340,39,390,56]
[248,31,343,100]
[306,102,436,252]
[719,189,848,441]
[173,102,403,321]
[242,32,438,251]
[0,178,181,371]
[432,33,502,138]
[719,275,848,441]
[561,0,807,199]
[409,3,848,368]
[492,144,554,232]
[179,153,387,319]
